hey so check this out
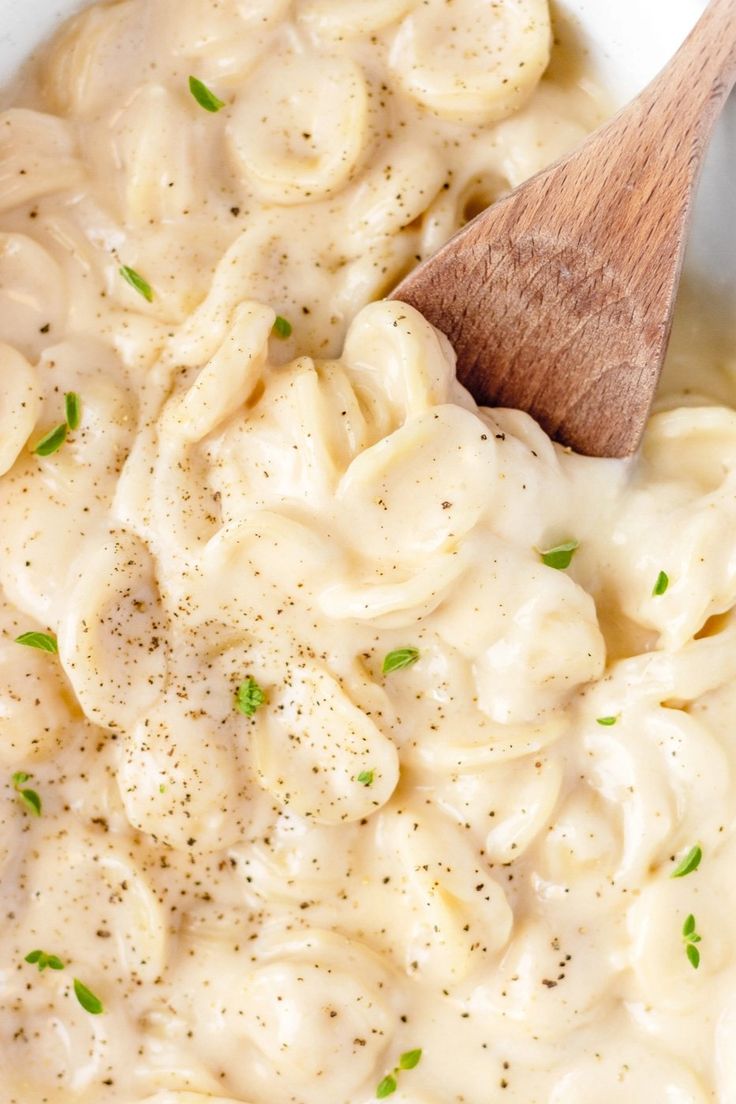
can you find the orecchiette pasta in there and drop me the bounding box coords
[1,1,735,1103]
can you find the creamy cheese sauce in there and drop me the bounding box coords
[1,2,735,1102]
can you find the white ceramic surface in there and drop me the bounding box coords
[0,0,734,304]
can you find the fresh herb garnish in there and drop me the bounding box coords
[356,769,374,786]
[73,978,104,1015]
[33,423,67,456]
[653,570,669,596]
[398,1049,423,1070]
[32,393,82,458]
[382,648,420,675]
[188,76,226,113]
[25,949,64,972]
[273,315,293,339]
[235,676,267,717]
[15,631,58,653]
[682,913,702,969]
[119,265,154,303]
[671,844,702,879]
[376,1075,397,1099]
[538,540,579,570]
[12,771,42,817]
[376,1049,423,1098]
[596,716,618,726]
[65,392,81,431]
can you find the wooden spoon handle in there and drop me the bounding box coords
[649,0,736,133]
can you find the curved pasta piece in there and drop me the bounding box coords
[320,549,468,627]
[0,109,84,213]
[111,84,201,228]
[240,811,361,905]
[549,1042,709,1103]
[342,301,459,426]
[0,341,134,624]
[1,982,129,1100]
[490,82,598,191]
[19,826,166,983]
[379,806,513,984]
[391,0,551,123]
[584,721,674,886]
[0,595,74,764]
[161,302,273,444]
[252,660,399,824]
[335,405,496,563]
[41,0,137,116]
[209,358,356,512]
[240,930,398,1104]
[597,408,736,649]
[540,786,620,887]
[229,51,369,203]
[472,571,605,724]
[0,344,41,476]
[118,678,252,853]
[167,213,346,367]
[627,868,735,1013]
[0,233,67,361]
[483,756,562,863]
[591,616,736,712]
[57,530,168,732]
[169,927,397,1104]
[417,711,568,772]
[476,917,617,1041]
[644,402,736,493]
[163,0,289,80]
[332,232,425,335]
[300,0,417,37]
[342,139,446,247]
[196,511,341,634]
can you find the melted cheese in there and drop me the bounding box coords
[0,2,734,1103]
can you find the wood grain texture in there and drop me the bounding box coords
[390,0,736,457]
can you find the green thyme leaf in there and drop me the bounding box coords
[120,265,154,303]
[596,716,618,726]
[356,769,374,786]
[653,570,669,596]
[25,950,65,972]
[671,844,702,879]
[382,647,420,675]
[189,75,226,113]
[235,676,267,717]
[398,1049,423,1070]
[273,315,293,339]
[17,788,42,817]
[15,631,58,653]
[12,770,42,816]
[33,423,67,456]
[538,540,579,570]
[65,392,81,431]
[73,979,103,1015]
[682,912,702,968]
[376,1074,397,1099]
[686,943,700,969]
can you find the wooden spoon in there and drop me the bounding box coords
[389,0,736,457]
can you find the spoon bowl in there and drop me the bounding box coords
[390,0,736,457]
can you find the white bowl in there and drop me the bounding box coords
[0,0,734,306]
